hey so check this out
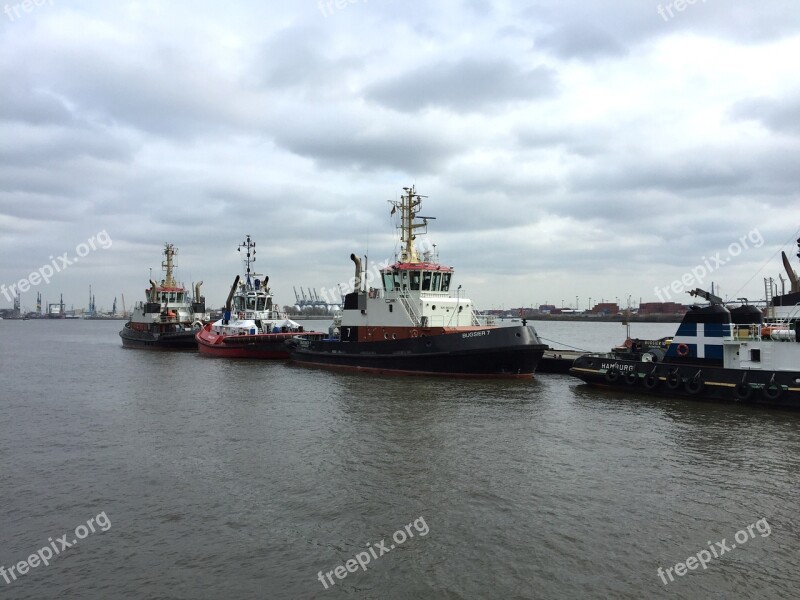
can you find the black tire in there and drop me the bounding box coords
[763,383,784,401]
[735,382,753,401]
[605,368,620,383]
[644,373,659,389]
[685,378,704,395]
[625,371,638,385]
[666,372,681,390]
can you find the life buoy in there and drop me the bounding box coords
[625,371,638,385]
[411,329,419,338]
[605,368,620,383]
[238,312,245,319]
[676,343,690,357]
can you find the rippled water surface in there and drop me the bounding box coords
[1,319,798,599]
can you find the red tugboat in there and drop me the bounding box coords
[119,243,208,350]
[196,235,324,358]
[286,185,548,377]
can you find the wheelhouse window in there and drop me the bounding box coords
[383,272,394,291]
[432,272,441,291]
[410,271,421,290]
[422,271,432,291]
[441,273,452,292]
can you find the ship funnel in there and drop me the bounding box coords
[781,251,799,292]
[195,280,203,301]
[223,275,240,325]
[350,253,362,292]
[149,280,158,302]
[263,276,269,290]
[225,276,240,312]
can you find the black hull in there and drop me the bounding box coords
[119,325,197,350]
[570,355,800,409]
[287,326,547,378]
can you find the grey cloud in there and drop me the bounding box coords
[366,58,558,113]
[273,124,461,173]
[535,25,628,60]
[732,96,800,136]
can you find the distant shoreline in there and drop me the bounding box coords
[499,314,683,323]
[291,314,684,323]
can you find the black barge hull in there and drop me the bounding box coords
[287,325,547,378]
[119,325,198,350]
[570,355,800,409]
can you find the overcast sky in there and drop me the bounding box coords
[2,0,800,313]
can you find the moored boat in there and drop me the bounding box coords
[196,235,324,358]
[570,278,800,409]
[119,243,208,350]
[286,185,548,377]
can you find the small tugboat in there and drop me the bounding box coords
[286,185,548,377]
[119,243,208,350]
[196,235,323,358]
[570,239,800,408]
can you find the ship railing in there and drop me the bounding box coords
[725,322,797,342]
[476,314,497,327]
[397,291,422,327]
[470,311,482,327]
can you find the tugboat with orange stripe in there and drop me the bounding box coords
[119,243,209,350]
[286,185,547,377]
[570,239,800,409]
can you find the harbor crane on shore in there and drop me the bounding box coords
[293,286,338,311]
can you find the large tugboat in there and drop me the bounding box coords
[570,239,800,408]
[196,235,323,358]
[119,243,208,350]
[286,185,548,377]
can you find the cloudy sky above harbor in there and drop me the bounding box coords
[2,0,800,313]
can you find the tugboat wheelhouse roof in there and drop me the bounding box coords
[382,262,454,273]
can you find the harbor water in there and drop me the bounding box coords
[1,319,798,599]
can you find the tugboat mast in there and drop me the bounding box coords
[162,243,177,287]
[390,185,432,264]
[237,234,258,287]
